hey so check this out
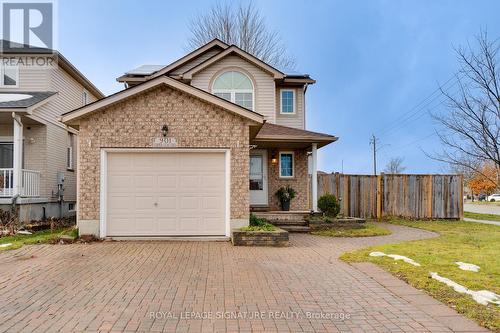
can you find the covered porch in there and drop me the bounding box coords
[249,122,338,212]
[0,111,43,199]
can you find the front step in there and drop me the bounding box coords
[279,225,311,233]
[254,211,313,233]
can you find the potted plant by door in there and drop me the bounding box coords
[275,186,296,211]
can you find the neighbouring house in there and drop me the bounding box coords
[61,39,337,238]
[0,40,104,222]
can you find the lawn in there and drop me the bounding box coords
[0,227,77,251]
[464,211,500,222]
[312,223,391,237]
[341,220,500,332]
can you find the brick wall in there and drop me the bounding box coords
[77,85,250,221]
[267,149,310,211]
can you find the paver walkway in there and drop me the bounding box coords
[0,223,489,332]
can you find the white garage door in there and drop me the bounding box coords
[105,151,226,236]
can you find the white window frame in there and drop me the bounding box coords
[280,89,296,114]
[279,151,294,178]
[66,146,73,170]
[82,89,89,105]
[212,71,255,111]
[0,65,19,88]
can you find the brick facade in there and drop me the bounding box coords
[77,85,251,223]
[267,149,310,211]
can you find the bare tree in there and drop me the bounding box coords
[188,2,296,70]
[431,30,500,185]
[384,157,406,174]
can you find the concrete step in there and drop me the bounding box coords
[268,219,308,226]
[279,225,310,233]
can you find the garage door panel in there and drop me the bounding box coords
[157,175,177,189]
[108,175,133,191]
[179,197,200,209]
[157,196,178,209]
[134,196,155,209]
[134,217,155,233]
[106,151,226,237]
[203,197,223,210]
[156,217,178,233]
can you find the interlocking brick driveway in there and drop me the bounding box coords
[0,224,488,332]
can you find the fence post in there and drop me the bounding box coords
[426,175,432,219]
[459,174,464,220]
[376,173,384,220]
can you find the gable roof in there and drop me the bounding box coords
[61,75,264,125]
[182,45,285,80]
[150,39,229,79]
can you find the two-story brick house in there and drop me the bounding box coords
[61,39,337,238]
[0,40,103,222]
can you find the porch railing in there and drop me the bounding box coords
[0,168,13,197]
[0,168,40,198]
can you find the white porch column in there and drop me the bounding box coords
[12,113,23,197]
[311,143,318,212]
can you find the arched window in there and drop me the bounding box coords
[212,71,254,110]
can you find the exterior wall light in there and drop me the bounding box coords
[161,125,168,137]
[271,151,278,165]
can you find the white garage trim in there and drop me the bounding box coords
[99,148,231,238]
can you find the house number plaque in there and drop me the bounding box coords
[152,137,178,147]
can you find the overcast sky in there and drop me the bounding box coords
[57,0,500,174]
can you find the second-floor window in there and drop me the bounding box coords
[0,64,19,87]
[280,89,295,114]
[212,71,254,110]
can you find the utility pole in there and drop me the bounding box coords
[370,134,379,176]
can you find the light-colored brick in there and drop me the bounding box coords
[77,84,251,222]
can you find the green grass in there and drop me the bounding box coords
[464,211,500,222]
[312,223,391,237]
[341,219,500,332]
[466,201,500,206]
[0,227,77,251]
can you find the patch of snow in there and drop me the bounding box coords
[455,262,480,272]
[430,272,500,306]
[369,251,421,266]
[17,230,32,235]
[0,243,12,248]
[0,93,32,102]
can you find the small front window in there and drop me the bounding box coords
[1,65,18,87]
[212,71,254,110]
[280,89,295,114]
[279,152,294,178]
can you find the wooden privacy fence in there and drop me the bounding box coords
[317,173,463,219]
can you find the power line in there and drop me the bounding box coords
[377,75,461,138]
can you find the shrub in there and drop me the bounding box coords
[318,194,340,217]
[249,213,266,227]
[275,186,296,202]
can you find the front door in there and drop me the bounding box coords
[250,149,268,205]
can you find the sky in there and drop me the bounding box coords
[56,0,500,174]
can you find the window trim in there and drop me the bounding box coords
[82,89,89,105]
[212,70,255,111]
[66,146,73,171]
[280,89,296,114]
[0,65,19,88]
[279,151,294,178]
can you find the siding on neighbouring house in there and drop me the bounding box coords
[190,54,276,123]
[275,86,305,129]
[23,124,48,197]
[0,56,51,92]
